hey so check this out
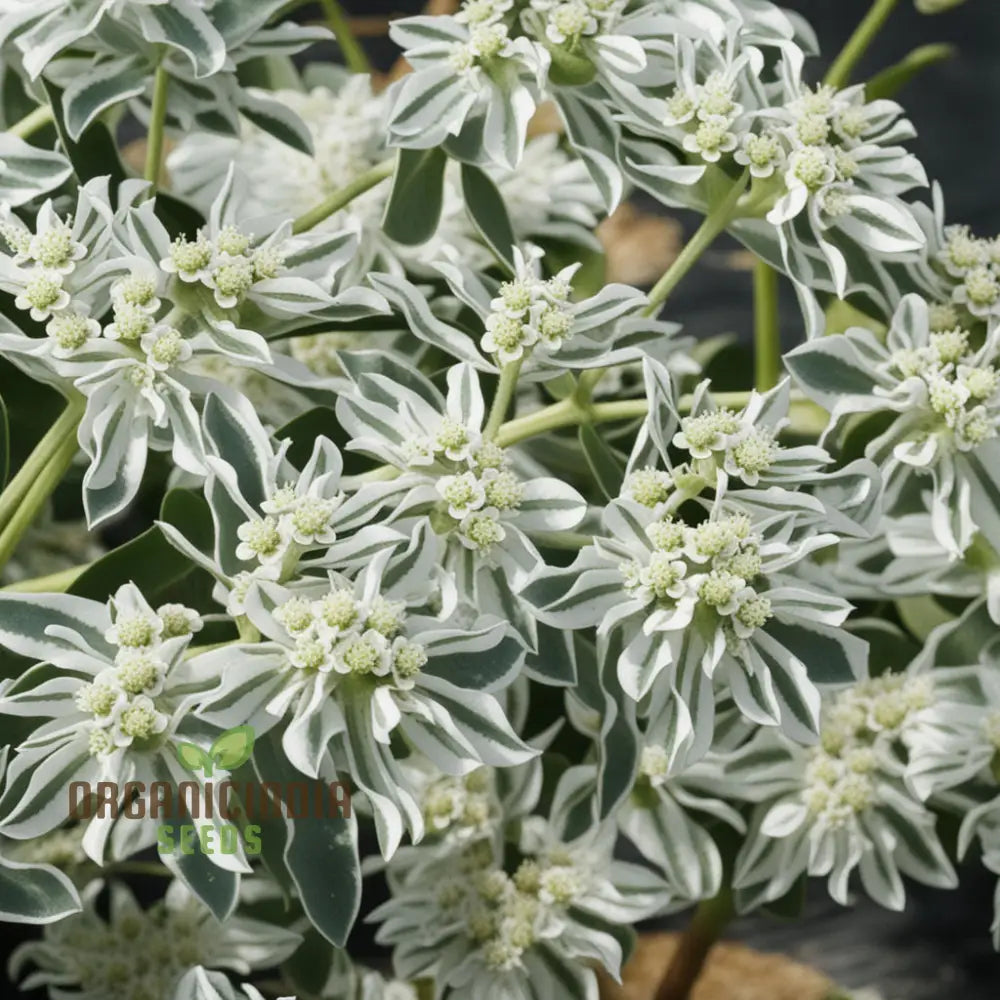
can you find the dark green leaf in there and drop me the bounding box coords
[41,80,128,189]
[460,163,515,273]
[252,733,361,947]
[68,522,200,603]
[578,423,625,501]
[0,855,81,923]
[0,391,8,489]
[381,147,448,246]
[161,487,215,552]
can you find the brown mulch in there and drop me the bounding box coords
[596,933,835,1000]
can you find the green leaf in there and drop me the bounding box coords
[895,595,956,643]
[578,423,625,501]
[539,237,606,298]
[68,522,200,603]
[277,406,344,469]
[0,390,8,489]
[175,741,211,774]
[0,854,81,924]
[154,192,207,242]
[865,44,955,101]
[210,725,256,771]
[40,80,128,189]
[237,54,304,92]
[381,147,448,246]
[62,56,148,140]
[161,487,215,552]
[460,163,515,273]
[253,732,361,947]
[237,90,313,156]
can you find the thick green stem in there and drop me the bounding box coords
[0,397,84,536]
[654,890,735,1000]
[484,360,523,440]
[496,390,824,449]
[753,260,781,390]
[320,0,371,74]
[824,0,902,89]
[0,417,84,572]
[577,171,749,403]
[644,171,749,318]
[8,104,54,140]
[497,398,647,448]
[292,158,395,234]
[144,63,170,187]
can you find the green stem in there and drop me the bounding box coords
[0,397,85,536]
[645,171,749,318]
[495,390,824,449]
[292,158,395,235]
[753,259,781,390]
[8,104,54,140]
[484,360,523,440]
[320,0,371,74]
[144,63,170,188]
[824,0,902,89]
[0,420,84,572]
[496,398,647,448]
[1,562,90,594]
[576,170,749,403]
[236,616,261,643]
[654,889,734,1000]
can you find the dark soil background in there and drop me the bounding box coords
[4,3,1000,998]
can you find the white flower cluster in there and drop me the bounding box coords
[726,671,955,912]
[883,321,1000,453]
[273,584,426,689]
[373,794,669,997]
[615,508,773,644]
[483,250,577,363]
[10,881,300,1000]
[236,483,345,576]
[76,594,202,758]
[939,223,1000,319]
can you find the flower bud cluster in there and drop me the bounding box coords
[75,601,201,757]
[528,0,627,48]
[35,891,213,1000]
[432,838,588,973]
[618,509,772,640]
[405,424,525,556]
[802,672,934,828]
[483,262,576,364]
[673,407,781,486]
[274,586,426,689]
[885,325,1000,452]
[236,484,346,575]
[162,224,284,309]
[421,767,498,839]
[939,224,1000,319]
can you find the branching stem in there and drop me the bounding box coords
[824,0,902,88]
[292,158,395,234]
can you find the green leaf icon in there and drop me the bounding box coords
[176,742,211,774]
[210,725,255,772]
